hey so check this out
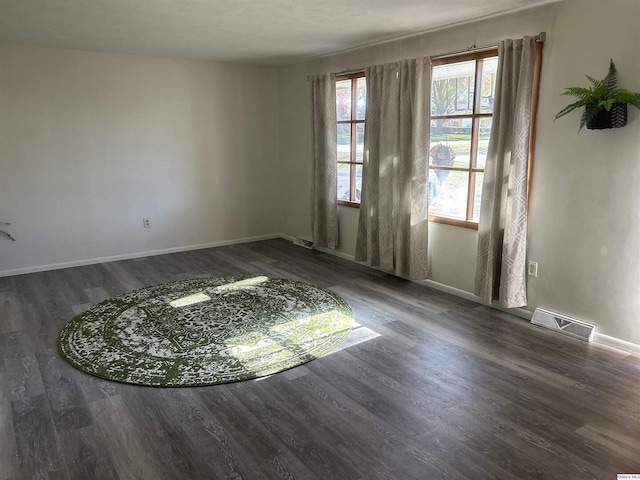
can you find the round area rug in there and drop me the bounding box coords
[58,276,354,386]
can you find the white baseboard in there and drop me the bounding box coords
[309,239,640,355]
[8,231,639,355]
[593,333,640,355]
[314,244,485,301]
[315,245,356,262]
[314,244,485,302]
[0,233,281,278]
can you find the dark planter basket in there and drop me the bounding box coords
[587,103,628,130]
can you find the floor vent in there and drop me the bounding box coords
[293,237,314,249]
[531,308,595,342]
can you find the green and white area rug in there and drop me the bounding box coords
[58,276,354,386]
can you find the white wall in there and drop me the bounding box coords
[2,1,639,346]
[0,46,280,273]
[277,0,640,345]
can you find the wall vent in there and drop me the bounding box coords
[531,307,595,342]
[293,237,314,249]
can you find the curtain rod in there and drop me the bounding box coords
[333,32,546,76]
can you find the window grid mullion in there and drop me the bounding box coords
[466,171,476,222]
[465,60,481,220]
[431,113,492,121]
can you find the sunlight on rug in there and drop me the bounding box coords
[58,276,354,386]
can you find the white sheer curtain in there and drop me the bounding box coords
[475,37,536,308]
[310,74,338,249]
[355,58,430,279]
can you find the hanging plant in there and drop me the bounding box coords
[429,143,456,166]
[0,222,16,242]
[430,143,456,183]
[555,59,640,131]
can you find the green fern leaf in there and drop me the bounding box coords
[579,108,588,131]
[626,93,640,109]
[602,59,618,89]
[598,98,616,111]
[585,75,603,91]
[562,87,594,100]
[605,89,640,108]
[581,104,601,130]
[555,100,587,119]
[0,230,16,242]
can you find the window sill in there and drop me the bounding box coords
[428,215,478,230]
[335,203,478,230]
[338,200,360,208]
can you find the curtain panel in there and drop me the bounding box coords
[309,74,339,249]
[475,37,536,308]
[355,58,430,279]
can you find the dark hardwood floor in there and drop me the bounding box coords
[1,238,639,479]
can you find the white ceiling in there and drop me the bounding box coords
[0,0,559,65]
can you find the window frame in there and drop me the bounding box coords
[336,72,365,208]
[429,44,542,229]
[428,49,498,230]
[332,43,542,221]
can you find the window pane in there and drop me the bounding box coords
[336,79,352,121]
[355,123,364,162]
[473,172,484,222]
[337,123,351,162]
[356,77,366,120]
[337,163,351,201]
[429,170,469,220]
[480,57,498,114]
[431,61,475,116]
[355,164,363,202]
[475,117,492,169]
[430,119,471,168]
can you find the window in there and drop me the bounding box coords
[336,73,366,206]
[429,50,498,229]
[333,48,540,221]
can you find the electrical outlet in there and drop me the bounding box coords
[143,218,150,228]
[527,261,538,277]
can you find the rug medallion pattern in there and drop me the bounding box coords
[58,276,354,386]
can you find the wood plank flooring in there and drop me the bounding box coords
[1,238,639,479]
